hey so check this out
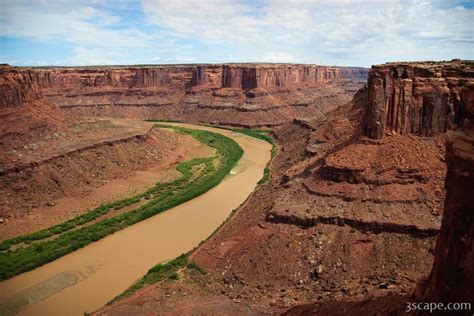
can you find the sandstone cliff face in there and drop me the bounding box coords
[1,64,368,127]
[191,65,209,86]
[420,84,474,307]
[30,64,367,93]
[33,67,194,90]
[365,60,473,139]
[221,65,255,89]
[220,65,367,89]
[0,66,41,108]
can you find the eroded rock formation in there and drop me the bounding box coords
[2,58,470,314]
[419,83,474,307]
[220,64,367,89]
[1,63,368,127]
[0,65,41,108]
[365,60,473,139]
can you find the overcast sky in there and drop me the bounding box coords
[1,0,473,67]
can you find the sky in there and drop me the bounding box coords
[1,0,473,67]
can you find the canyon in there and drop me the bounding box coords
[2,63,367,126]
[0,60,472,315]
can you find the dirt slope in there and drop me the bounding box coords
[96,60,473,315]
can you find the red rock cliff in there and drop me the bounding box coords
[365,60,474,139]
[33,66,195,90]
[420,83,474,307]
[8,64,367,92]
[0,65,41,108]
[191,65,209,86]
[1,63,368,126]
[220,64,367,89]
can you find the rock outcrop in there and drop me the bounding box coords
[0,64,368,127]
[220,64,367,89]
[279,63,473,315]
[191,65,210,86]
[419,83,474,307]
[365,60,473,139]
[78,60,473,315]
[30,64,367,91]
[0,65,41,108]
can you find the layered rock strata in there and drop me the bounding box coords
[365,60,473,139]
[282,68,474,316]
[91,60,473,315]
[419,83,474,307]
[0,65,41,108]
[1,64,368,127]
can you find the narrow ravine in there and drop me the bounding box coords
[0,123,272,316]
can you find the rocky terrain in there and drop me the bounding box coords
[418,80,474,310]
[0,66,213,239]
[286,62,474,315]
[94,60,473,315]
[0,62,366,238]
[365,60,472,138]
[1,60,472,315]
[17,64,367,127]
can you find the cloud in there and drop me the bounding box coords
[1,0,472,66]
[74,6,120,25]
[141,0,474,66]
[0,0,160,65]
[261,52,297,63]
[1,1,151,48]
[71,47,125,65]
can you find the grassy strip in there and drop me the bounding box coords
[106,122,278,305]
[107,252,208,305]
[110,253,189,304]
[146,120,278,185]
[108,201,246,303]
[0,126,243,281]
[227,127,276,185]
[106,124,279,304]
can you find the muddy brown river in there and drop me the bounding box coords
[0,123,272,316]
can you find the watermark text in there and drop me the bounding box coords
[406,302,472,313]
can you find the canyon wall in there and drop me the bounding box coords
[364,60,474,307]
[220,65,367,89]
[420,84,474,307]
[0,65,42,108]
[365,60,473,139]
[29,64,367,92]
[1,63,368,127]
[33,66,195,90]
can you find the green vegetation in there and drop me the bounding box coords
[109,123,278,305]
[0,125,243,281]
[110,253,189,304]
[109,254,209,303]
[187,261,207,275]
[147,120,278,185]
[225,127,276,185]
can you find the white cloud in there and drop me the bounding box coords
[141,0,474,66]
[1,0,151,48]
[164,56,197,62]
[71,47,125,65]
[261,52,296,63]
[1,0,472,66]
[74,6,120,25]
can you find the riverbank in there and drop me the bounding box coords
[0,123,272,316]
[0,125,243,281]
